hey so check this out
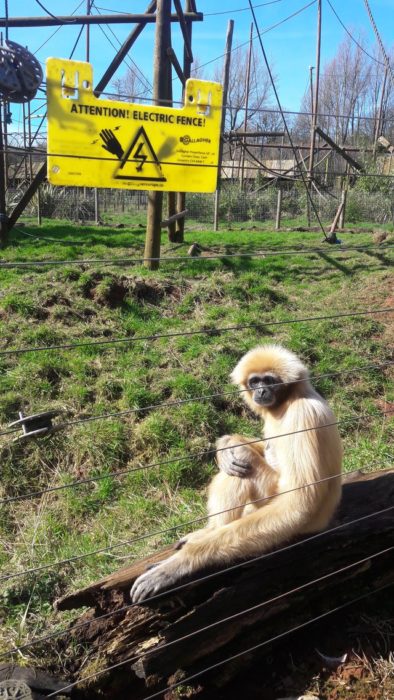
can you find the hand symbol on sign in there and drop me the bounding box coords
[100,129,124,160]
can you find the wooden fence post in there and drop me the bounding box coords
[213,19,234,232]
[144,0,172,269]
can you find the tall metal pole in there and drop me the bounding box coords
[0,103,8,247]
[175,0,193,242]
[307,0,321,227]
[86,0,91,62]
[213,19,234,232]
[144,0,172,269]
[309,65,314,118]
[240,22,253,190]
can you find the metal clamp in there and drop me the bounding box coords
[8,410,63,441]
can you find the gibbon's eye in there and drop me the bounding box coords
[262,374,278,386]
[248,374,263,389]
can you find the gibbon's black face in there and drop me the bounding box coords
[247,372,291,408]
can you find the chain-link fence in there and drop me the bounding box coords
[8,180,394,228]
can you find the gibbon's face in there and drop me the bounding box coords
[247,372,289,408]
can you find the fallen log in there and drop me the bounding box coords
[55,469,394,699]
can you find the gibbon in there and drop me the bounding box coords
[131,344,343,603]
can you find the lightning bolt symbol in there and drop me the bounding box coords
[133,142,147,172]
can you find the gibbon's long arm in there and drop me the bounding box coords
[130,491,310,603]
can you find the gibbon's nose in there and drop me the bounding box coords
[253,387,267,403]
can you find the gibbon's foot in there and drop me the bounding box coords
[130,553,181,603]
[217,437,255,478]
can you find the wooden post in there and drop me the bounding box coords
[2,101,9,194]
[339,165,349,230]
[275,185,282,230]
[373,65,388,160]
[27,100,33,181]
[213,19,234,232]
[167,193,177,240]
[175,0,193,242]
[144,0,172,269]
[307,0,321,227]
[37,185,42,226]
[94,188,100,224]
[240,23,253,190]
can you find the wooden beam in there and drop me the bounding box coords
[167,47,186,86]
[161,209,188,227]
[0,12,203,28]
[315,126,364,172]
[173,0,193,62]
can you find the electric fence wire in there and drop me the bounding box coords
[99,583,394,700]
[33,0,86,55]
[93,10,154,97]
[326,0,386,67]
[34,0,77,24]
[1,406,393,502]
[78,0,318,93]
[178,0,318,77]
[247,0,329,239]
[30,564,393,700]
[2,0,388,680]
[2,239,393,268]
[2,457,392,586]
[7,145,394,178]
[3,533,394,672]
[0,306,392,361]
[69,22,86,61]
[95,0,285,17]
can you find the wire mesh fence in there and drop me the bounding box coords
[9,180,394,227]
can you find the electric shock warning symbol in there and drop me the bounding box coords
[100,126,166,183]
[47,58,223,191]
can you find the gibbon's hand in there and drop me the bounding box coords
[217,440,255,478]
[99,129,124,160]
[130,553,182,603]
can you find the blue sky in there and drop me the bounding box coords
[5,0,393,135]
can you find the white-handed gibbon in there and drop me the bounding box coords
[131,345,343,603]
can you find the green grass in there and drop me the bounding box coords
[0,217,393,667]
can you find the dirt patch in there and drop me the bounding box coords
[80,273,184,308]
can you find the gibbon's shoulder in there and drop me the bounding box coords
[231,344,310,386]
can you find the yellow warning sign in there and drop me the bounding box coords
[46,58,223,192]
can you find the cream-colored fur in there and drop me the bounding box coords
[130,345,343,602]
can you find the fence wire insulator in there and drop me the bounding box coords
[8,410,63,441]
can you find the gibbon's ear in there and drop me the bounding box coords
[230,344,310,387]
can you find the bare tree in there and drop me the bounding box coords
[112,65,152,103]
[213,44,275,134]
[294,36,375,145]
